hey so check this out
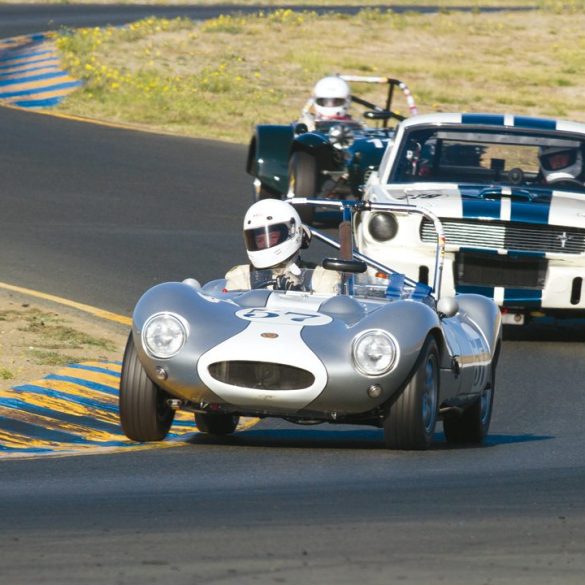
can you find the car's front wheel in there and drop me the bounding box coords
[288,151,317,224]
[383,336,439,450]
[119,334,175,442]
[195,412,239,436]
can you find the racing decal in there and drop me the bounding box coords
[235,307,332,327]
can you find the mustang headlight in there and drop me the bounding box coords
[142,313,187,359]
[352,330,398,376]
[369,212,398,242]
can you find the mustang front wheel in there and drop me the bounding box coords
[383,336,439,450]
[119,334,175,442]
[195,413,239,436]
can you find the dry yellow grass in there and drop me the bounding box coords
[52,7,585,143]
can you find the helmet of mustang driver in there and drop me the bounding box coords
[312,76,351,121]
[538,145,583,183]
[243,199,303,269]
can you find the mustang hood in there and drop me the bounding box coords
[381,182,585,228]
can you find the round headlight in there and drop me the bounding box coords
[142,313,187,359]
[369,212,398,242]
[352,330,398,376]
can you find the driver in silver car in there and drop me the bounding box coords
[225,199,341,293]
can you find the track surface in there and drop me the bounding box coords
[1,5,584,585]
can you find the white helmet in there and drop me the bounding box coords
[539,146,583,183]
[312,76,351,121]
[243,199,303,269]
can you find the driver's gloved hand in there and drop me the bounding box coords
[275,275,304,291]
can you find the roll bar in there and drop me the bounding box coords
[290,198,445,299]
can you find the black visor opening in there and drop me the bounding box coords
[244,221,294,251]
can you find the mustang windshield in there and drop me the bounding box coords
[390,126,585,192]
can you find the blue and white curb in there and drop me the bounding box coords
[0,32,81,108]
[0,360,256,460]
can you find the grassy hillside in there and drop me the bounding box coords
[53,5,585,143]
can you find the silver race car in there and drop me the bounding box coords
[119,200,502,450]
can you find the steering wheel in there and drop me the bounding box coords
[507,167,524,185]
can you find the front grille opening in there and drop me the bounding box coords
[455,252,546,289]
[208,361,315,390]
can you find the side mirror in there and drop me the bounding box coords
[322,258,367,274]
[437,297,459,318]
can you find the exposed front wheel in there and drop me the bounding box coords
[195,412,239,436]
[119,334,175,442]
[288,151,317,224]
[383,337,439,450]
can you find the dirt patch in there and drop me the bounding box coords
[0,288,129,390]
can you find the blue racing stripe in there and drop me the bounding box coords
[503,288,542,307]
[462,114,505,126]
[461,197,501,220]
[513,116,557,130]
[510,190,552,225]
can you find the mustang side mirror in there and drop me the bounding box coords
[322,258,367,274]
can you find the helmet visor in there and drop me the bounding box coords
[315,97,346,108]
[244,221,295,252]
[539,148,577,171]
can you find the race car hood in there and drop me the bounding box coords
[131,281,439,413]
[375,182,585,228]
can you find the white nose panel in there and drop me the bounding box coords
[197,319,328,410]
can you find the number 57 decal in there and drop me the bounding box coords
[236,308,332,326]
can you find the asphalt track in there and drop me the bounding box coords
[1,4,584,585]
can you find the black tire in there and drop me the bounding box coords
[384,337,439,450]
[195,412,239,436]
[443,360,497,445]
[288,151,317,224]
[119,334,175,442]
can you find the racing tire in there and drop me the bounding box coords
[383,336,439,450]
[288,151,317,224]
[195,412,239,436]
[443,356,497,445]
[119,334,175,442]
